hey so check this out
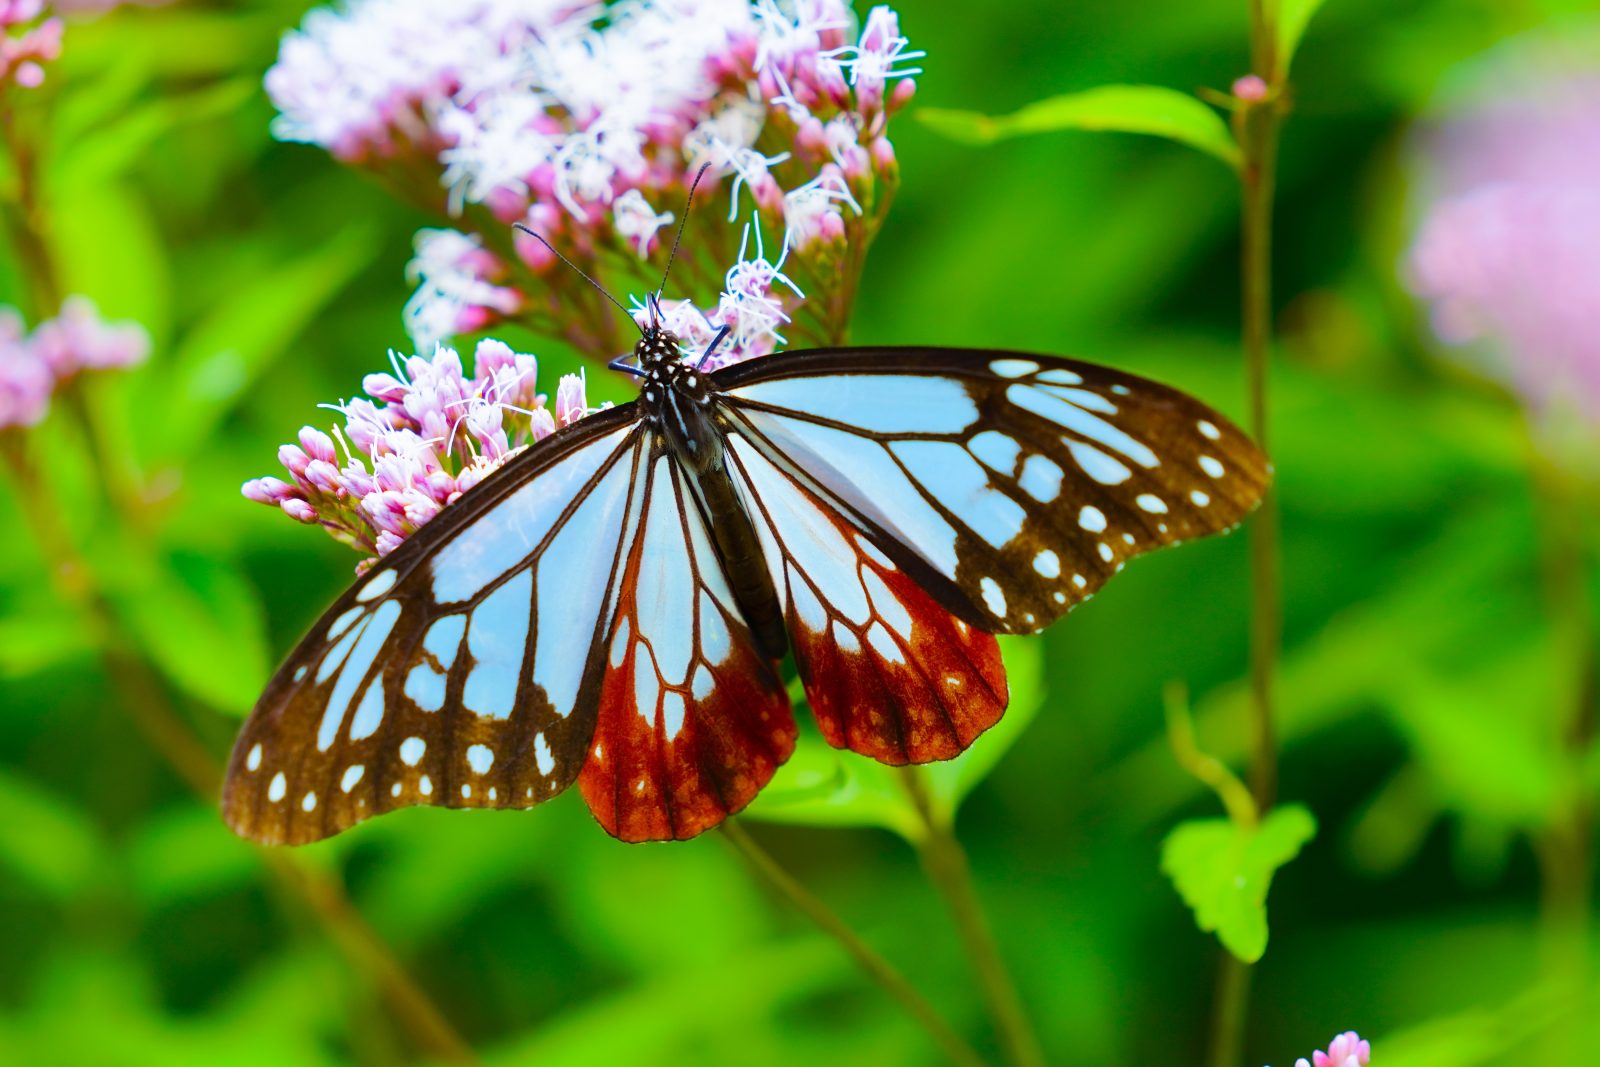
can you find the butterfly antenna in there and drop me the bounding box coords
[512,223,643,337]
[656,162,713,316]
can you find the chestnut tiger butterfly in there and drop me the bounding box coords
[223,178,1269,844]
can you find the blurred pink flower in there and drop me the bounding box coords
[244,337,575,568]
[266,0,916,353]
[1406,31,1600,423]
[0,299,150,430]
[0,2,62,90]
[1292,1030,1371,1067]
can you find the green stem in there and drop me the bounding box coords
[1207,5,1287,1063]
[898,768,1045,1067]
[1,431,478,1067]
[1528,442,1596,1067]
[719,822,990,1067]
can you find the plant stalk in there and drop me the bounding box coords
[898,768,1045,1067]
[1207,5,1287,1062]
[720,821,990,1067]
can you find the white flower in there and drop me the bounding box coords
[612,190,676,256]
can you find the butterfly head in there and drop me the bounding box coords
[635,325,683,373]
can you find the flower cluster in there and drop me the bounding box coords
[0,297,150,430]
[1291,1030,1371,1067]
[1,1,63,90]
[243,338,594,567]
[1406,29,1600,427]
[267,0,918,354]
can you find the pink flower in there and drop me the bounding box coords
[0,308,52,430]
[29,296,151,377]
[1,8,61,90]
[0,299,151,431]
[265,0,918,354]
[244,337,561,567]
[1293,1030,1371,1067]
[1406,34,1600,425]
[1232,74,1269,101]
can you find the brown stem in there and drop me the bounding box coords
[720,822,990,1067]
[898,768,1045,1067]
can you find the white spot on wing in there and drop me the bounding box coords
[349,681,385,740]
[1018,454,1063,502]
[1037,367,1083,385]
[404,664,446,712]
[1198,420,1221,440]
[1191,489,1211,506]
[302,792,317,812]
[419,775,433,796]
[980,577,1007,617]
[969,430,1022,475]
[1065,440,1132,485]
[692,665,714,700]
[399,736,426,766]
[633,650,659,722]
[1137,493,1168,514]
[327,607,362,641]
[466,744,494,774]
[535,732,555,775]
[1199,455,1225,478]
[866,622,905,663]
[341,765,365,793]
[319,599,403,751]
[609,615,630,667]
[990,358,1039,378]
[1079,505,1107,532]
[268,772,286,802]
[1034,550,1060,578]
[246,744,262,771]
[1098,542,1114,562]
[831,620,861,652]
[862,568,914,641]
[699,590,732,664]
[357,569,396,601]
[662,692,686,740]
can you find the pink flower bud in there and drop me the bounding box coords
[281,498,318,523]
[298,426,337,463]
[1233,74,1269,102]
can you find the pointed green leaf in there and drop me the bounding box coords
[1161,804,1316,963]
[919,85,1240,170]
[1278,0,1331,74]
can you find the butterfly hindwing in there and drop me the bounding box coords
[714,347,1269,635]
[580,447,795,842]
[726,433,1008,763]
[223,411,645,845]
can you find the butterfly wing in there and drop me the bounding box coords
[713,347,1269,636]
[223,407,646,845]
[723,430,1009,764]
[579,446,795,842]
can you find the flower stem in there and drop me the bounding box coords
[897,767,1045,1067]
[1207,6,1287,1064]
[0,440,478,1067]
[719,821,990,1067]
[1528,444,1596,1067]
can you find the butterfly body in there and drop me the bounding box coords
[638,329,789,659]
[225,342,1269,845]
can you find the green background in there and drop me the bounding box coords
[2,1,1595,1064]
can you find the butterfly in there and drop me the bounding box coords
[223,324,1269,844]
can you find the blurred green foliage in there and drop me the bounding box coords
[2,1,1598,1065]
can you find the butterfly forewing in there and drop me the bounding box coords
[579,448,794,841]
[223,409,645,845]
[713,347,1269,635]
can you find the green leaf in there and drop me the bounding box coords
[103,551,270,715]
[1277,0,1331,74]
[145,223,378,462]
[918,85,1240,170]
[1161,804,1316,963]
